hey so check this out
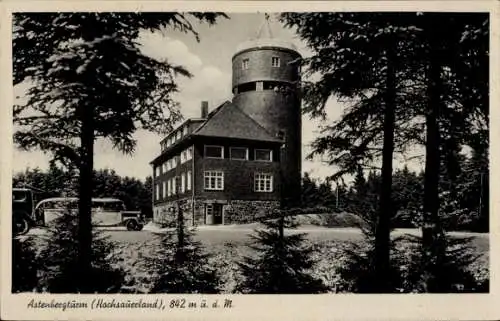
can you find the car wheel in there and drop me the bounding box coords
[135,223,144,231]
[13,218,30,236]
[126,220,138,231]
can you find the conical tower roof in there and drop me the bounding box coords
[234,14,298,56]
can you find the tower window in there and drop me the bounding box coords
[272,57,280,67]
[256,81,263,91]
[242,58,249,70]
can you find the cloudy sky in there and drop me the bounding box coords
[12,13,423,182]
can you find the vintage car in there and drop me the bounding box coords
[12,188,38,235]
[35,197,145,231]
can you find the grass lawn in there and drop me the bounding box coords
[22,223,488,293]
[100,224,488,293]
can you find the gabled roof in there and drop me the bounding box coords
[192,101,283,143]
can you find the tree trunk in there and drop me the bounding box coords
[374,48,396,293]
[422,18,446,292]
[78,105,94,293]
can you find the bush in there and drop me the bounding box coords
[12,237,39,293]
[36,211,125,293]
[294,212,365,228]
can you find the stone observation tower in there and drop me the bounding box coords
[231,15,302,205]
[151,15,303,225]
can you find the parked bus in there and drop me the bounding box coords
[35,197,144,231]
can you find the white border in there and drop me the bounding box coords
[1,1,499,320]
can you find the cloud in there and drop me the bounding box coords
[87,32,232,179]
[139,30,232,119]
[138,30,202,71]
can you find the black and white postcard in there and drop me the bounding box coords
[1,1,498,320]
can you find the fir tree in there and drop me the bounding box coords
[236,217,327,294]
[36,210,125,293]
[13,13,227,290]
[400,234,487,293]
[146,199,220,293]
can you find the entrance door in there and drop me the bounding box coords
[213,204,223,225]
[205,204,223,225]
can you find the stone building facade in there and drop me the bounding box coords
[150,27,302,225]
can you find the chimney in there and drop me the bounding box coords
[201,101,209,118]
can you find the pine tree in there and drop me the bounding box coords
[145,191,220,293]
[280,12,423,292]
[281,12,489,293]
[301,172,321,207]
[36,210,125,293]
[237,217,327,293]
[400,234,487,293]
[13,13,227,290]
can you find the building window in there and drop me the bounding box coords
[187,171,192,190]
[167,179,172,196]
[230,147,248,160]
[172,156,177,168]
[256,81,263,91]
[183,126,188,136]
[172,177,177,194]
[187,146,193,160]
[255,149,273,162]
[205,145,224,159]
[155,184,160,200]
[180,150,186,163]
[162,162,166,174]
[204,171,224,190]
[255,173,273,192]
[176,131,181,141]
[272,57,280,67]
[155,166,160,177]
[242,58,249,70]
[181,173,186,193]
[162,181,166,199]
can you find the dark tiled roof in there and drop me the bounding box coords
[192,101,283,143]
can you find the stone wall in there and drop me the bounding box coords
[153,198,198,226]
[223,200,280,224]
[155,199,280,226]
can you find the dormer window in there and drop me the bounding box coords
[255,149,273,162]
[176,131,181,141]
[242,58,249,70]
[272,57,280,68]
